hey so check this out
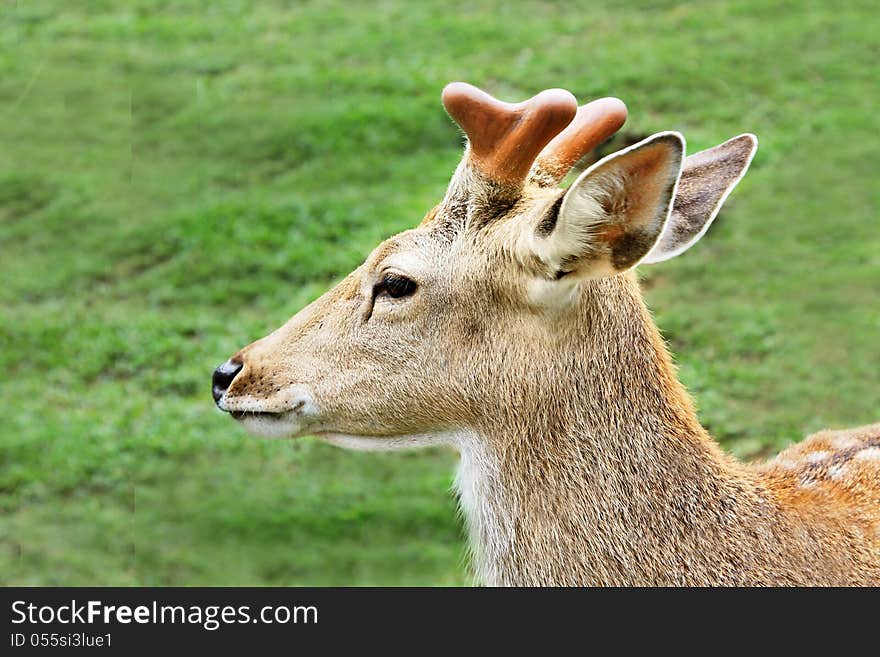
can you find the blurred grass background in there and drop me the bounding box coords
[0,0,877,585]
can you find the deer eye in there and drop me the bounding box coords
[378,272,417,299]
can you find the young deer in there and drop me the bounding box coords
[212,83,880,586]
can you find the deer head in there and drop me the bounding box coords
[212,83,756,450]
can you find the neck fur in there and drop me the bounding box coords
[454,274,765,585]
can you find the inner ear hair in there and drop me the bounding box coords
[543,131,685,276]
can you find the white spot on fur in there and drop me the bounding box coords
[828,464,848,481]
[830,435,860,450]
[854,447,880,462]
[804,451,830,464]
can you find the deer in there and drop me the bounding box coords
[212,82,880,586]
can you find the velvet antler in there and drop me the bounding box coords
[530,97,628,186]
[441,82,578,188]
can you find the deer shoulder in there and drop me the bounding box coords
[757,423,880,538]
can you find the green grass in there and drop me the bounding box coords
[1,0,877,585]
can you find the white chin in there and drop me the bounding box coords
[237,414,304,439]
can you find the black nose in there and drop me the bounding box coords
[212,360,243,405]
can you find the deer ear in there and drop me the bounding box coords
[531,132,684,278]
[642,134,757,264]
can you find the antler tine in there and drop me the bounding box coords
[531,97,628,186]
[442,82,577,188]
